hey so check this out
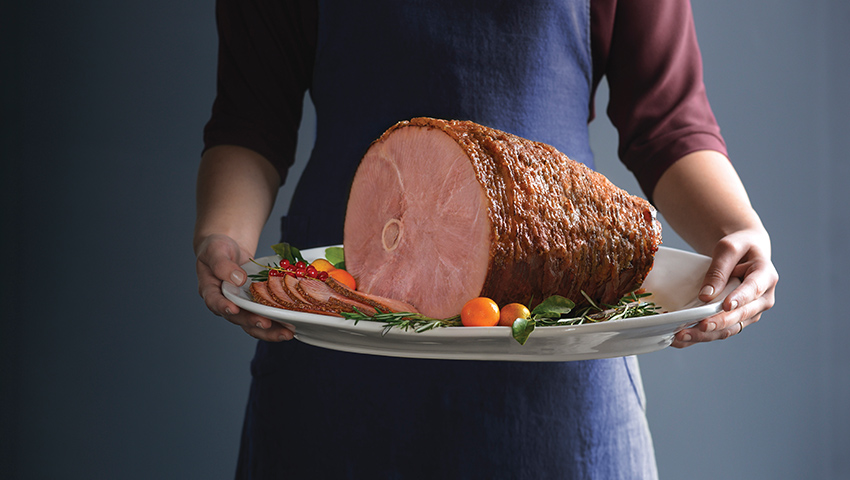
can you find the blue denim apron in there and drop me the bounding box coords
[239,1,658,478]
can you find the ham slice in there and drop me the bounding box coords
[283,275,341,316]
[323,277,419,314]
[296,277,378,315]
[249,274,419,317]
[344,118,662,318]
[249,281,286,309]
[267,275,335,316]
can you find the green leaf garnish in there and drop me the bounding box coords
[325,246,345,269]
[271,242,306,265]
[511,317,536,345]
[530,295,575,319]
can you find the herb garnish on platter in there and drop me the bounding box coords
[509,291,661,345]
[342,291,660,345]
[341,310,463,336]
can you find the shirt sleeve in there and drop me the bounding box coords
[202,0,317,185]
[591,0,727,201]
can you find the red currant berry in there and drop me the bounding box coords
[295,261,307,269]
[269,269,284,277]
[317,271,329,281]
[279,259,291,269]
[306,265,318,278]
[295,267,307,277]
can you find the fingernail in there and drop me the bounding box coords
[279,334,289,341]
[699,285,714,297]
[231,271,245,285]
[706,322,716,332]
[256,322,265,329]
[729,300,739,310]
[224,308,233,316]
[680,333,692,342]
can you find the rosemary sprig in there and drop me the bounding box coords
[553,291,655,324]
[531,291,660,328]
[340,308,462,336]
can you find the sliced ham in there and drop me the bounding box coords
[249,281,287,309]
[296,277,378,315]
[344,117,662,318]
[267,275,335,316]
[281,274,312,305]
[323,277,419,314]
[282,275,340,315]
[266,275,299,305]
[249,274,418,318]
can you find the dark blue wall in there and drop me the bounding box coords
[2,1,848,478]
[2,2,254,478]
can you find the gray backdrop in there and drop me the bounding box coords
[2,1,848,478]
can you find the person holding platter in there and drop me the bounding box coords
[194,0,778,477]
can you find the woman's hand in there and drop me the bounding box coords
[193,145,289,342]
[196,234,295,342]
[651,150,779,348]
[671,227,778,348]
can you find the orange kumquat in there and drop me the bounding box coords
[461,297,500,327]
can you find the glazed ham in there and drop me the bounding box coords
[250,274,418,317]
[344,118,662,319]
